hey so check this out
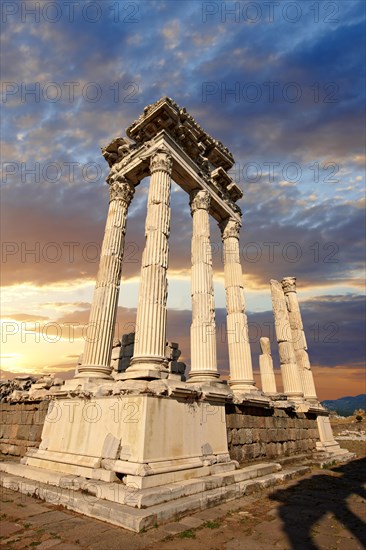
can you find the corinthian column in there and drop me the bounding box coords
[219,217,256,392]
[76,176,135,379]
[188,189,219,383]
[270,280,303,400]
[282,277,318,402]
[125,149,172,378]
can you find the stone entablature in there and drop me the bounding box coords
[126,96,234,172]
[102,97,241,223]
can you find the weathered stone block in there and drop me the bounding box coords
[259,429,268,443]
[16,425,31,441]
[266,443,277,458]
[242,444,255,460]
[265,417,273,429]
[229,446,241,462]
[252,429,261,443]
[256,416,266,429]
[231,429,240,445]
[239,429,252,445]
[252,443,262,458]
[225,416,235,429]
[102,433,121,459]
[29,424,43,441]
[231,415,245,429]
[288,429,296,441]
[278,429,288,442]
[8,424,18,439]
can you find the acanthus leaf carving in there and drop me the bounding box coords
[219,217,242,240]
[109,175,135,205]
[190,189,211,213]
[281,277,297,294]
[150,149,173,174]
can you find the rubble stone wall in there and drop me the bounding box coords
[0,401,49,457]
[226,404,319,463]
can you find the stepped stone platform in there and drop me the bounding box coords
[0,460,311,532]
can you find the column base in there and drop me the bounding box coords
[304,396,319,404]
[228,379,258,393]
[284,392,304,402]
[120,356,169,380]
[187,370,221,384]
[74,365,113,380]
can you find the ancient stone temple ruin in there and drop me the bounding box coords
[0,97,351,531]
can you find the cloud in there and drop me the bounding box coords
[3,313,50,322]
[1,0,364,397]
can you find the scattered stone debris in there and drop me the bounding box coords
[335,429,366,441]
[0,375,64,403]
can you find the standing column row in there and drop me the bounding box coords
[127,149,173,378]
[188,190,219,383]
[282,277,318,402]
[76,176,135,380]
[220,218,256,392]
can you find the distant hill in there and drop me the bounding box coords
[321,394,366,417]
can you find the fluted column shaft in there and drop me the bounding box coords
[259,337,277,393]
[188,189,219,382]
[270,279,304,400]
[127,150,172,376]
[282,277,318,402]
[76,177,135,379]
[220,218,256,392]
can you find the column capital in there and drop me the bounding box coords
[109,175,135,205]
[219,217,241,240]
[150,148,173,175]
[282,276,297,294]
[190,189,210,214]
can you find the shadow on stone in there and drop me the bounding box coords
[269,457,366,550]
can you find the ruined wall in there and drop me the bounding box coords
[0,401,49,457]
[1,399,320,462]
[226,404,319,463]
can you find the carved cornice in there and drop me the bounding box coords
[281,277,297,294]
[102,137,138,168]
[150,149,173,175]
[101,98,244,222]
[190,189,210,214]
[126,97,235,174]
[109,175,135,205]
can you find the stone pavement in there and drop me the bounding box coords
[1,457,365,550]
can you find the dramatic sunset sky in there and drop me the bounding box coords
[1,0,365,399]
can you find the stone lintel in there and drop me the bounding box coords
[108,132,241,223]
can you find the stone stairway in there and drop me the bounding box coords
[0,460,310,532]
